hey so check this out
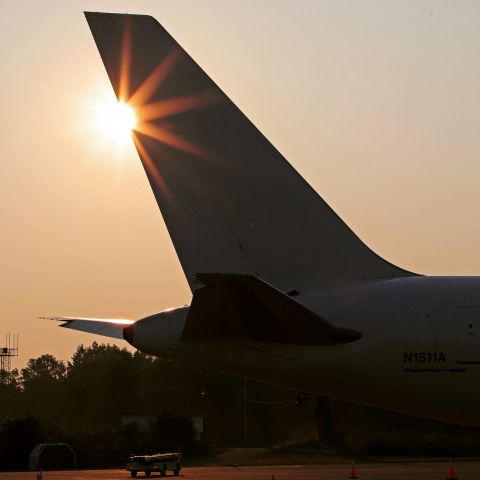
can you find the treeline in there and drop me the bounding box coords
[0,343,311,469]
[1,344,208,435]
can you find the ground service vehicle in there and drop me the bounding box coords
[126,452,181,477]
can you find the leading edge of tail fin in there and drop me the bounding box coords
[84,12,418,293]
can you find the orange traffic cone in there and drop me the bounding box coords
[349,460,359,479]
[447,459,458,480]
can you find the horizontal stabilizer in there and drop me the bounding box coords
[181,274,361,345]
[42,316,133,340]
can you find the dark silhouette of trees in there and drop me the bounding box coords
[1,342,306,470]
[63,344,148,431]
[21,355,66,422]
[0,416,43,470]
[149,411,197,452]
[0,369,22,419]
[0,344,208,469]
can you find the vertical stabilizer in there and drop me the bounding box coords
[85,12,417,293]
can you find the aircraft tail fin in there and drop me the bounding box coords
[85,12,417,293]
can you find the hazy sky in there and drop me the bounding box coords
[2,0,480,367]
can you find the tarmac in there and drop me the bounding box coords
[1,462,479,480]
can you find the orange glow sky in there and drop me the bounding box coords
[2,1,480,367]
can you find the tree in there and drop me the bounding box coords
[21,355,66,384]
[64,343,149,431]
[21,355,66,422]
[0,416,43,470]
[0,369,23,421]
[149,411,197,453]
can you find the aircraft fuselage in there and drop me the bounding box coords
[127,275,480,427]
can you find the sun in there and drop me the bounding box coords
[95,98,137,145]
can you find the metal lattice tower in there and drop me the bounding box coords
[0,333,19,372]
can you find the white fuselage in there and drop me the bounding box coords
[128,276,480,427]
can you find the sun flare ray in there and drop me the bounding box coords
[132,132,172,200]
[135,122,209,159]
[137,92,217,122]
[118,18,132,102]
[128,48,181,106]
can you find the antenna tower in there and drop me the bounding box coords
[0,333,19,372]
